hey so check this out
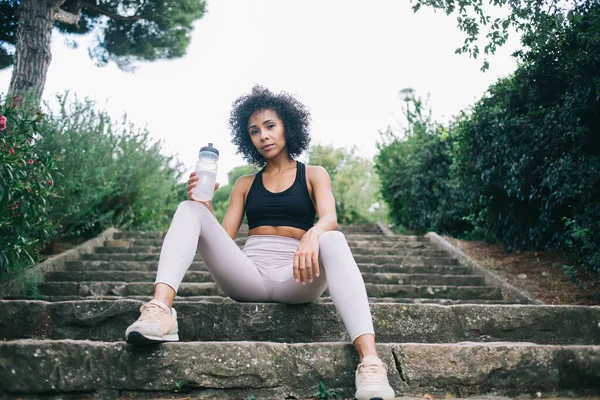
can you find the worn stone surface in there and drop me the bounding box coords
[38,282,221,297]
[0,227,119,298]
[1,393,599,400]
[2,301,599,345]
[362,272,485,286]
[37,281,499,300]
[8,295,520,305]
[96,245,446,257]
[1,341,599,396]
[126,237,432,248]
[104,239,132,248]
[63,260,470,275]
[425,232,543,305]
[79,253,458,266]
[95,244,447,259]
[1,395,598,400]
[394,342,600,395]
[452,304,600,344]
[45,270,485,287]
[112,230,426,242]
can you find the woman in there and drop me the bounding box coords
[125,86,395,400]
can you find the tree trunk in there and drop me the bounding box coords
[8,0,57,103]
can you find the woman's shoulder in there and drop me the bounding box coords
[304,164,330,182]
[232,172,259,192]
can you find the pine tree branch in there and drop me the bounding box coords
[81,1,143,22]
[54,8,81,25]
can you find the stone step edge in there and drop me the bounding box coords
[44,271,486,285]
[425,232,544,305]
[113,232,426,240]
[2,301,596,344]
[97,247,445,255]
[1,340,599,397]
[39,281,499,292]
[0,227,120,299]
[3,295,521,305]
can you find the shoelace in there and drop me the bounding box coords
[358,363,388,385]
[139,302,168,321]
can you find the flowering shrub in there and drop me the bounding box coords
[0,96,60,282]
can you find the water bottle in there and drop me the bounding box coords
[192,143,219,202]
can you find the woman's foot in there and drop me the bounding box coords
[125,299,179,344]
[355,355,395,400]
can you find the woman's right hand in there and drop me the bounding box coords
[187,171,220,215]
[186,171,200,201]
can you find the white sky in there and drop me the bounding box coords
[0,0,521,185]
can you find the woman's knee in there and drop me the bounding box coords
[318,230,346,247]
[175,200,211,218]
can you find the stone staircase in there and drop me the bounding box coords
[1,224,599,399]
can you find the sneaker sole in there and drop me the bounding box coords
[126,331,179,345]
[355,390,395,400]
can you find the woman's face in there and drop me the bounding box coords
[247,109,287,159]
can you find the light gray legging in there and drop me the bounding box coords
[155,200,374,342]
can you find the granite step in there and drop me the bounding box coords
[64,260,473,275]
[94,245,448,257]
[3,301,596,344]
[121,237,433,249]
[80,252,458,265]
[45,271,485,286]
[3,396,591,400]
[112,231,427,242]
[37,281,502,300]
[9,295,520,305]
[1,340,598,398]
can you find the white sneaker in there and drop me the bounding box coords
[125,299,179,344]
[355,355,395,400]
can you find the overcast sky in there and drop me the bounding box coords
[0,0,521,185]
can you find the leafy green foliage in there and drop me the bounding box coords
[313,380,340,400]
[0,95,59,284]
[455,0,599,268]
[381,0,599,290]
[375,98,470,235]
[412,0,583,70]
[307,144,385,224]
[0,0,206,71]
[35,93,186,239]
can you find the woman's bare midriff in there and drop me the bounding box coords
[248,225,306,240]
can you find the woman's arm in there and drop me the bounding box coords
[221,175,253,240]
[306,165,338,238]
[293,165,338,284]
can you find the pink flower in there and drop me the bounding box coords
[9,148,14,155]
[27,138,33,144]
[27,159,33,165]
[0,115,6,131]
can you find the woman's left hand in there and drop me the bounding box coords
[293,231,320,284]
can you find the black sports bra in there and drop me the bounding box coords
[245,161,316,231]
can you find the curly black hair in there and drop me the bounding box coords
[228,86,312,166]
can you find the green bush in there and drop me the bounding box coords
[375,1,599,289]
[375,101,470,235]
[455,0,599,283]
[37,93,186,239]
[0,95,60,282]
[308,144,385,224]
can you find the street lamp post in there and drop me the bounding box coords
[399,88,415,136]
